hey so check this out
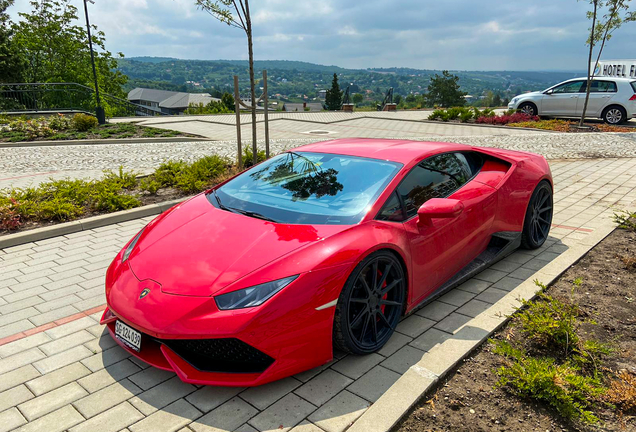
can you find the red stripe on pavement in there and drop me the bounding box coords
[0,171,58,181]
[0,304,106,347]
[551,224,594,233]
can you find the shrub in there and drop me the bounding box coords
[613,210,636,232]
[153,160,188,187]
[139,178,160,194]
[174,155,228,193]
[0,201,21,230]
[492,340,605,424]
[71,113,99,131]
[428,109,445,121]
[603,371,636,414]
[242,148,267,168]
[48,114,72,131]
[36,199,84,221]
[476,112,538,125]
[102,166,139,189]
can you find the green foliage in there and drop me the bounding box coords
[147,156,229,193]
[428,106,475,122]
[325,73,343,110]
[242,147,266,168]
[492,340,606,424]
[426,70,467,108]
[71,113,98,132]
[10,0,127,99]
[0,0,25,83]
[613,210,636,231]
[184,94,234,115]
[352,93,364,105]
[102,166,139,189]
[139,178,160,195]
[473,107,496,118]
[516,293,581,355]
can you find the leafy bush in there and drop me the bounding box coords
[476,112,538,125]
[242,148,267,168]
[139,178,160,194]
[613,210,636,232]
[71,113,99,131]
[428,109,445,121]
[427,106,475,122]
[0,200,21,231]
[102,167,139,189]
[174,155,227,193]
[492,340,605,424]
[473,107,495,118]
[153,160,188,187]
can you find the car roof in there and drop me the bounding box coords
[290,138,472,164]
[565,76,635,82]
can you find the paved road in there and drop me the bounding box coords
[0,157,635,432]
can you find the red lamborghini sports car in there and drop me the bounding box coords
[101,139,553,386]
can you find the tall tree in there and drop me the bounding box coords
[195,0,258,164]
[0,0,24,83]
[580,0,634,126]
[11,0,127,97]
[426,71,467,107]
[325,73,343,110]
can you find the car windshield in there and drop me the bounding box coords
[211,152,402,225]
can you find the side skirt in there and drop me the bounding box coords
[407,231,522,315]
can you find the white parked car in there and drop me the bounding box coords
[508,77,636,124]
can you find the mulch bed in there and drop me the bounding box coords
[395,227,636,432]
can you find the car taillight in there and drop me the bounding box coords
[630,94,636,101]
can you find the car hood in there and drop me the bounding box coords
[515,91,543,99]
[128,194,350,297]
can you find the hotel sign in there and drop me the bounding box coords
[592,60,636,78]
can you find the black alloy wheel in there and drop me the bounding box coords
[521,181,553,249]
[334,251,406,354]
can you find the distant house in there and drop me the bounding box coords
[282,102,323,112]
[317,90,327,99]
[127,88,220,115]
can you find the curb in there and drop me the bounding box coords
[348,222,617,432]
[0,197,188,249]
[0,137,210,148]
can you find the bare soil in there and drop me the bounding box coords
[396,228,636,432]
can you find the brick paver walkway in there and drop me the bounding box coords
[1,157,635,432]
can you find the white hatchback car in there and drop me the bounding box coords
[508,77,636,124]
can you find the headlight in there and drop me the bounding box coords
[511,98,519,105]
[122,229,144,263]
[215,275,298,310]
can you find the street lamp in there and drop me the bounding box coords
[83,0,106,124]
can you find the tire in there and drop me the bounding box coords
[518,102,538,117]
[521,180,553,250]
[602,105,627,125]
[333,251,406,355]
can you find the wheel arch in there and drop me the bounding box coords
[371,246,410,316]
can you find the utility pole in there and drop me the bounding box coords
[83,0,105,124]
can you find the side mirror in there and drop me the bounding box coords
[545,89,554,95]
[417,199,464,227]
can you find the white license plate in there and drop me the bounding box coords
[115,320,141,352]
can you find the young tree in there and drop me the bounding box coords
[325,73,343,110]
[580,0,634,126]
[0,0,24,83]
[11,0,126,96]
[492,93,502,107]
[352,93,364,105]
[426,71,467,107]
[195,0,258,162]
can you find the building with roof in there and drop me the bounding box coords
[127,88,220,115]
[282,102,324,112]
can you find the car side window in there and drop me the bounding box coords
[552,81,585,94]
[591,81,617,92]
[396,153,472,219]
[455,152,483,177]
[377,191,405,222]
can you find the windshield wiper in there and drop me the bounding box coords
[228,208,280,223]
[212,189,279,223]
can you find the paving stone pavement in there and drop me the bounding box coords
[1,157,635,432]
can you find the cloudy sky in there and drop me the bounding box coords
[7,0,636,70]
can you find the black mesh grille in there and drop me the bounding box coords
[160,338,274,373]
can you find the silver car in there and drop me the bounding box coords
[508,77,636,124]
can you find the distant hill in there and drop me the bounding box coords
[118,57,584,101]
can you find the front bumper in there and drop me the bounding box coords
[102,258,351,386]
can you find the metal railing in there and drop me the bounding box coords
[0,82,165,117]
